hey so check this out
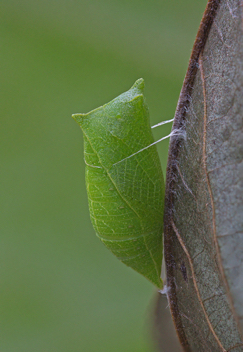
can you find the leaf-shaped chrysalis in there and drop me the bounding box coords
[72,79,164,288]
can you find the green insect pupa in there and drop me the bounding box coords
[72,78,164,289]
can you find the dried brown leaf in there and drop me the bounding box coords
[161,0,243,351]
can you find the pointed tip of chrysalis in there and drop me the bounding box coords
[72,78,145,126]
[131,78,145,93]
[72,112,87,126]
[117,78,145,104]
[151,275,163,290]
[158,278,164,290]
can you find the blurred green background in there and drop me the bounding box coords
[1,1,206,351]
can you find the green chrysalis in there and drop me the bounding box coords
[72,79,164,289]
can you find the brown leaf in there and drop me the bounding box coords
[161,0,243,351]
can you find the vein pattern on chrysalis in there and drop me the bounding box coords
[72,78,166,289]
